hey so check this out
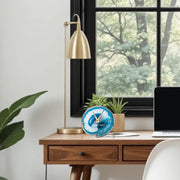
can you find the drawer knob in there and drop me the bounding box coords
[79,152,86,156]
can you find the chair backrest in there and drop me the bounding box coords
[142,139,180,180]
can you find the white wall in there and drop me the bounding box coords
[0,0,153,179]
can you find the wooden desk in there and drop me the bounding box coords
[39,131,165,180]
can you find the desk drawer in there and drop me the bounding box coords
[123,145,154,161]
[49,146,118,161]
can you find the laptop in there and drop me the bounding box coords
[152,87,180,137]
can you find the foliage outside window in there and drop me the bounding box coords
[96,0,180,97]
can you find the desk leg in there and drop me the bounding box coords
[45,164,47,180]
[70,165,94,180]
[70,165,83,180]
[82,165,94,180]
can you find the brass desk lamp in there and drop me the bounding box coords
[57,14,91,134]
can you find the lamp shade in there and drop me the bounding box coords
[68,15,91,59]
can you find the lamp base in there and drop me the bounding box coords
[57,127,83,134]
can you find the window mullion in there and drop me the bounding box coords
[157,0,161,86]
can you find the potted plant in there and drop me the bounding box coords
[108,98,128,132]
[84,94,128,132]
[83,94,109,109]
[0,91,47,180]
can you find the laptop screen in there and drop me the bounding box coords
[154,87,180,131]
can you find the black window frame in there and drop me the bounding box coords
[70,0,180,117]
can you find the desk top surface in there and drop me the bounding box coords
[39,131,166,145]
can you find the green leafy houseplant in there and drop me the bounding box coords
[0,91,47,180]
[0,177,7,180]
[108,98,128,132]
[83,94,109,110]
[108,98,128,114]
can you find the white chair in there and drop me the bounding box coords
[142,139,180,180]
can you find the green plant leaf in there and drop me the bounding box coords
[0,91,47,133]
[4,109,21,130]
[0,109,9,133]
[0,121,25,150]
[9,91,47,113]
[0,177,8,180]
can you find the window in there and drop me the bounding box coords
[71,0,180,117]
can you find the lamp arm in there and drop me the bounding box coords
[64,22,78,26]
[64,14,81,31]
[63,22,67,128]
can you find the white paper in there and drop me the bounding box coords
[106,132,140,137]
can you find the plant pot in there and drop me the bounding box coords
[111,113,125,132]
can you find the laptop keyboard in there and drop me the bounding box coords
[153,131,180,137]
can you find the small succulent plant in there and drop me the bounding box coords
[83,94,109,110]
[108,98,127,114]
